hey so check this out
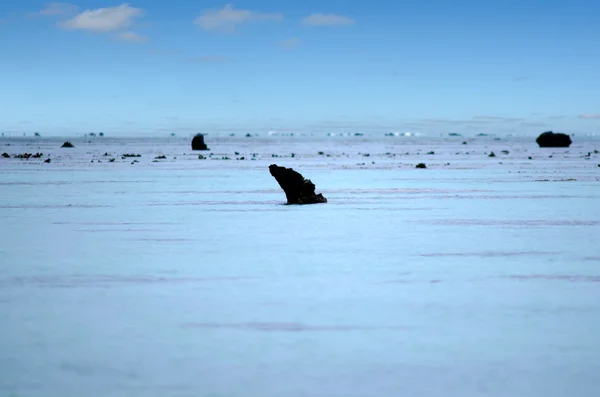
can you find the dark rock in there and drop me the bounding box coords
[536,131,572,147]
[1,153,9,158]
[415,163,427,169]
[44,158,51,163]
[269,164,327,205]
[501,150,509,154]
[99,132,104,137]
[246,133,252,138]
[34,132,41,137]
[155,155,167,159]
[191,134,209,150]
[489,152,496,157]
[427,151,435,155]
[449,133,461,136]
[122,153,141,158]
[462,141,467,145]
[61,141,74,148]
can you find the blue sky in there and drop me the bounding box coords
[1,0,599,136]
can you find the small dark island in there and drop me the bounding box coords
[191,134,209,150]
[269,164,327,205]
[536,131,572,148]
[61,141,74,148]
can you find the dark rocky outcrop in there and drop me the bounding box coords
[191,134,209,150]
[1,152,9,158]
[536,131,572,148]
[61,141,74,148]
[269,164,327,204]
[415,163,427,169]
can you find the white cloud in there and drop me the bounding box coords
[115,31,147,43]
[37,2,78,16]
[60,4,143,32]
[302,13,354,26]
[186,55,233,63]
[194,4,283,33]
[579,114,600,120]
[278,37,301,48]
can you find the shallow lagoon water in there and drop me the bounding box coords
[1,135,600,396]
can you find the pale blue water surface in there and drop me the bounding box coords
[1,135,599,396]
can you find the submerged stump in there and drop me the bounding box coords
[269,164,327,204]
[536,131,572,148]
[191,134,209,150]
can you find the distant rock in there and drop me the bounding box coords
[449,133,462,137]
[416,163,427,169]
[44,158,51,163]
[536,131,572,148]
[191,134,209,150]
[269,164,327,204]
[489,152,496,157]
[34,132,41,137]
[1,152,9,158]
[61,141,74,148]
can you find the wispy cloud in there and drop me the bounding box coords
[60,4,143,33]
[472,116,524,122]
[420,118,494,125]
[302,13,354,26]
[194,4,283,33]
[36,2,78,16]
[278,37,301,48]
[147,49,183,56]
[115,31,147,43]
[579,114,600,120]
[186,55,233,63]
[547,115,566,120]
[521,122,548,127]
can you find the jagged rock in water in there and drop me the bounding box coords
[191,134,209,150]
[269,164,327,204]
[61,141,74,148]
[536,131,572,148]
[415,163,427,169]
